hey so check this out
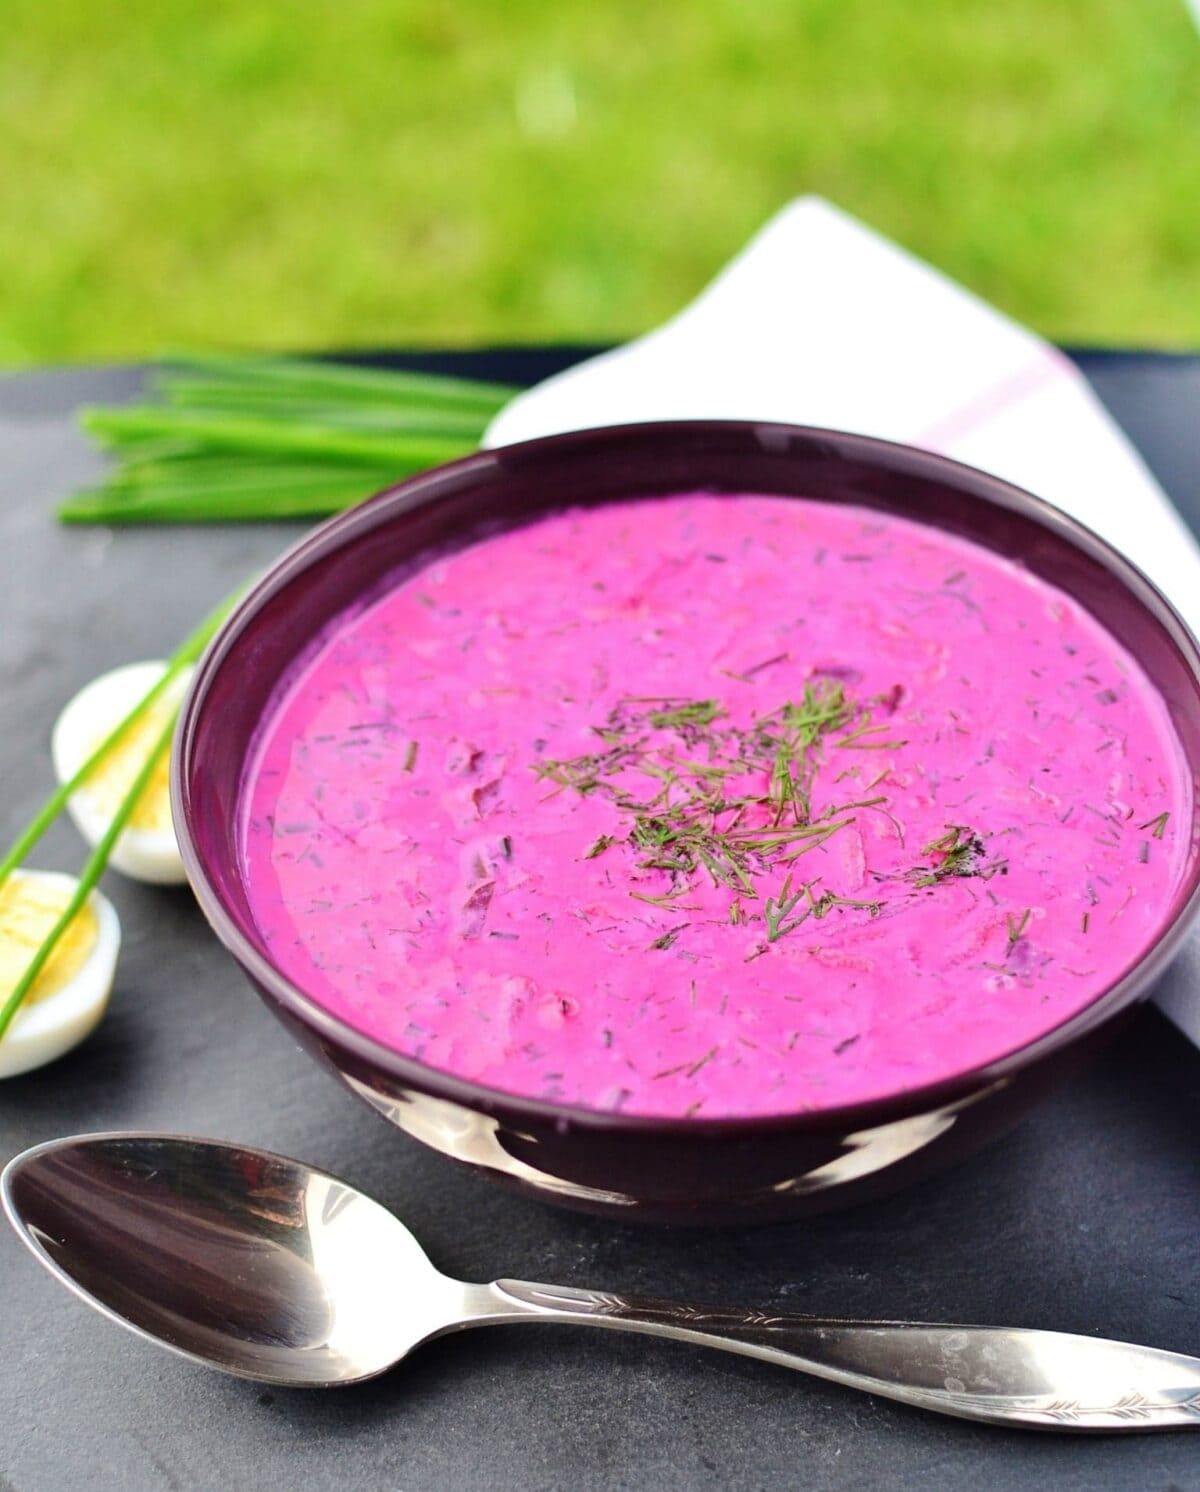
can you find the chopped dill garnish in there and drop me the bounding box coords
[1137,811,1170,840]
[403,740,419,773]
[522,684,979,949]
[764,876,810,943]
[533,759,601,793]
[630,887,693,908]
[813,892,882,920]
[1006,907,1032,952]
[834,721,909,750]
[910,824,987,887]
[644,698,724,731]
[686,1044,720,1077]
[649,923,689,951]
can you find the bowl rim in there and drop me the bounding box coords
[173,417,1200,1137]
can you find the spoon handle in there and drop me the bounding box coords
[469,1280,1200,1432]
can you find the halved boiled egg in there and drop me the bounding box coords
[0,869,120,1078]
[51,660,193,885]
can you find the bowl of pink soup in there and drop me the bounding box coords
[174,421,1200,1223]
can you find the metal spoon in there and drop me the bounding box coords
[4,1133,1199,1431]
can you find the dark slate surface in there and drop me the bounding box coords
[1,349,1199,1492]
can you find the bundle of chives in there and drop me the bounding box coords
[61,354,519,525]
[0,593,237,1043]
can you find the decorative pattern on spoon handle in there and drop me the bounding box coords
[492,1282,1200,1431]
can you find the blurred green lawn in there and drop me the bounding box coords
[2,0,1198,366]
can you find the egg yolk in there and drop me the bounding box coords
[79,683,183,833]
[0,878,99,1006]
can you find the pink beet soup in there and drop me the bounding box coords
[238,493,1192,1118]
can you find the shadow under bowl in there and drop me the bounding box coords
[172,420,1200,1224]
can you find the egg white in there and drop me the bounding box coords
[52,660,193,885]
[0,869,120,1079]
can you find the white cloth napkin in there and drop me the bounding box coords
[484,196,1200,1044]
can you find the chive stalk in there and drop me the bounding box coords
[154,352,518,410]
[0,591,235,890]
[0,711,176,1043]
[80,408,475,468]
[65,354,519,526]
[0,590,238,1044]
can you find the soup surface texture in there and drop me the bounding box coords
[239,493,1192,1118]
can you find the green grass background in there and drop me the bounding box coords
[2,0,1198,365]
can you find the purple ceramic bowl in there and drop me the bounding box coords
[172,420,1200,1225]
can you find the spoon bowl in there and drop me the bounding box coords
[7,1131,1200,1429]
[0,1132,462,1386]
